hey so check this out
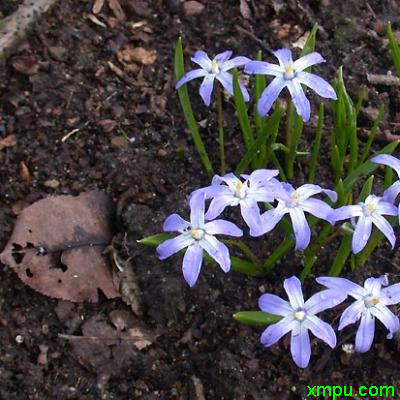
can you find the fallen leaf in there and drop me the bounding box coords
[19,161,30,183]
[99,119,117,134]
[108,0,125,21]
[11,56,39,75]
[0,191,119,302]
[43,179,60,189]
[117,45,156,65]
[239,0,252,19]
[0,134,17,150]
[85,13,107,28]
[92,0,105,13]
[183,1,205,16]
[123,0,151,17]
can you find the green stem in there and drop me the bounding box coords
[222,238,261,268]
[216,84,226,175]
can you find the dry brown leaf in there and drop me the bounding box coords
[85,13,107,28]
[11,56,39,75]
[117,45,156,65]
[0,191,119,302]
[92,0,105,13]
[108,0,125,21]
[239,0,252,19]
[183,1,205,15]
[0,134,17,150]
[19,161,30,183]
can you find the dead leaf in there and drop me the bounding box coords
[108,0,125,21]
[183,1,205,15]
[122,0,151,17]
[11,56,39,75]
[107,61,136,86]
[0,134,17,150]
[92,0,105,13]
[19,161,30,183]
[99,119,117,134]
[0,191,119,302]
[85,13,107,28]
[239,0,252,19]
[117,45,156,65]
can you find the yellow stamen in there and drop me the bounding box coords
[294,310,306,321]
[191,229,204,240]
[291,192,300,203]
[285,65,294,74]
[366,203,375,213]
[211,59,219,74]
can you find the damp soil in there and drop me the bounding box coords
[1,0,400,399]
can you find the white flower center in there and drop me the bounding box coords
[234,181,247,199]
[284,64,295,80]
[211,59,220,74]
[294,308,306,321]
[191,228,205,241]
[362,203,376,216]
[287,192,300,207]
[364,294,380,308]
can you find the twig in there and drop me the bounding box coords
[58,333,149,341]
[62,121,90,142]
[235,26,273,54]
[367,73,400,86]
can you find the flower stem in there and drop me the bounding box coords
[222,238,261,268]
[216,84,226,175]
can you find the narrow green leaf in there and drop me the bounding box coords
[300,253,317,282]
[138,233,171,246]
[387,22,400,77]
[174,38,213,177]
[331,143,341,182]
[342,142,399,193]
[355,85,367,118]
[358,175,374,202]
[263,237,294,272]
[328,232,353,276]
[235,106,284,175]
[360,104,385,164]
[335,179,346,206]
[300,24,318,57]
[308,103,324,183]
[384,166,394,189]
[233,311,281,326]
[233,68,254,151]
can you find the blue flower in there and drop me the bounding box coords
[317,276,400,353]
[329,193,398,254]
[245,49,337,121]
[175,50,250,106]
[259,276,346,368]
[156,192,242,287]
[255,183,337,250]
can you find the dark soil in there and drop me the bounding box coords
[1,0,400,399]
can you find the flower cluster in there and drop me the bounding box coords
[260,275,400,368]
[176,48,337,121]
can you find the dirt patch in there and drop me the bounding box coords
[1,0,400,399]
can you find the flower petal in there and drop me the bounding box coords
[289,207,311,251]
[182,244,203,287]
[352,215,373,254]
[244,61,283,77]
[292,52,326,72]
[220,56,251,71]
[287,80,310,121]
[329,205,363,223]
[364,276,388,295]
[338,300,364,330]
[371,154,400,178]
[374,199,398,216]
[200,234,231,272]
[190,192,205,228]
[204,195,235,220]
[295,184,331,200]
[370,303,400,339]
[211,172,239,187]
[261,316,297,346]
[239,201,261,236]
[214,50,232,62]
[216,71,249,101]
[371,214,396,249]
[257,77,286,117]
[381,283,400,305]
[304,315,336,348]
[355,309,375,353]
[283,276,305,309]
[316,276,364,299]
[175,69,208,89]
[258,293,292,316]
[156,234,193,260]
[199,74,215,106]
[163,213,190,232]
[258,205,287,236]
[191,50,212,70]
[273,49,293,68]
[300,198,333,221]
[248,169,279,186]
[295,71,337,99]
[290,324,311,368]
[305,289,347,315]
[382,181,400,204]
[204,219,243,237]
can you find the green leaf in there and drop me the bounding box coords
[308,103,324,183]
[263,237,294,272]
[300,24,318,57]
[328,231,353,276]
[235,105,284,175]
[387,22,400,77]
[174,37,214,177]
[384,166,394,189]
[233,311,281,326]
[360,104,384,164]
[355,85,367,118]
[358,175,374,202]
[300,253,317,282]
[233,68,254,151]
[342,141,399,193]
[138,233,171,246]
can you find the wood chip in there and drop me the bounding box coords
[92,0,105,13]
[367,73,400,86]
[108,0,125,21]
[86,13,107,28]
